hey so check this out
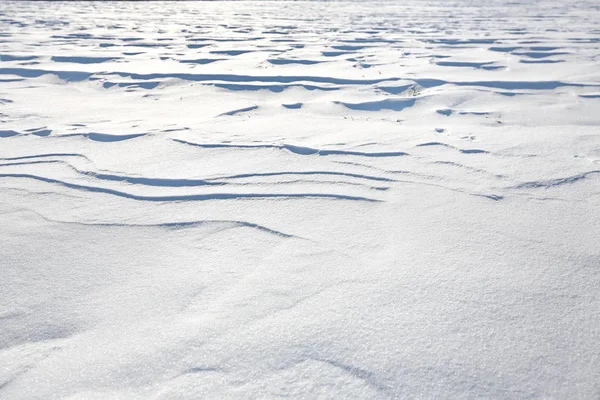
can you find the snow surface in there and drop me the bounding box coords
[1,0,599,398]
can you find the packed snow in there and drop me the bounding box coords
[1,0,599,398]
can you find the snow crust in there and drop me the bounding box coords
[1,0,599,398]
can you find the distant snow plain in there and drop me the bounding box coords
[1,0,599,398]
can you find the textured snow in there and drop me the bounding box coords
[1,0,599,398]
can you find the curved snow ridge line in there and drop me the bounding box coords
[108,71,401,86]
[474,193,504,201]
[511,170,600,189]
[0,160,222,187]
[0,128,147,142]
[304,356,393,396]
[5,67,594,91]
[0,160,392,190]
[415,78,600,90]
[414,142,489,154]
[51,55,122,64]
[332,160,449,183]
[5,207,302,240]
[385,169,448,182]
[335,98,416,112]
[117,220,300,239]
[230,179,390,191]
[431,160,507,179]
[205,170,396,183]
[173,139,409,158]
[54,217,299,239]
[331,160,503,200]
[218,105,258,117]
[210,82,339,92]
[0,161,389,192]
[0,153,91,162]
[0,174,381,203]
[292,179,387,191]
[0,67,93,82]
[390,174,504,201]
[60,132,147,142]
[266,58,324,65]
[0,67,402,85]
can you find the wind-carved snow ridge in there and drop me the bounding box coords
[1,0,599,398]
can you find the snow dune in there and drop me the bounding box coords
[1,0,599,398]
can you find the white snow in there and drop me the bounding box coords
[1,0,599,398]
